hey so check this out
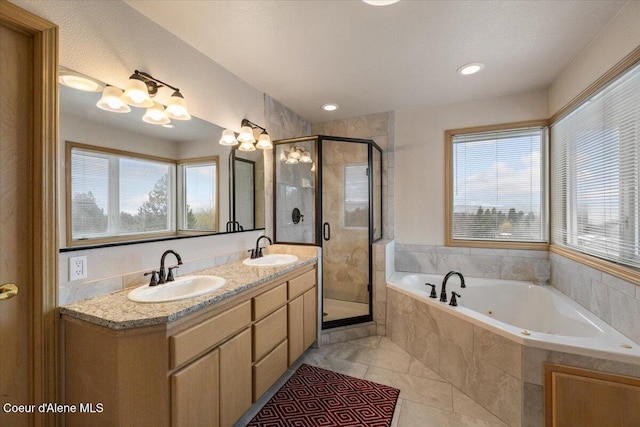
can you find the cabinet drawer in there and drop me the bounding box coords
[170,301,251,369]
[288,269,316,299]
[253,339,288,402]
[253,283,286,320]
[252,306,287,362]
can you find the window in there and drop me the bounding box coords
[178,158,218,231]
[67,143,218,245]
[344,164,369,228]
[446,124,548,248]
[551,60,640,270]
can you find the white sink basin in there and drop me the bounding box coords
[242,254,298,267]
[127,275,226,303]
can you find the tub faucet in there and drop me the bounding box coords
[159,250,183,284]
[250,235,272,259]
[440,270,466,302]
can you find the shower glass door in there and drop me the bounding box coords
[321,139,371,326]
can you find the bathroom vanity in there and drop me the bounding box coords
[60,257,317,427]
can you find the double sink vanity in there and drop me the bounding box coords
[60,250,318,427]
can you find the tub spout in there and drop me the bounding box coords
[440,270,466,302]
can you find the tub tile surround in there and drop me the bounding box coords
[395,244,550,283]
[386,288,523,426]
[550,253,640,344]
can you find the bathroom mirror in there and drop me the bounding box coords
[230,148,265,231]
[59,68,263,248]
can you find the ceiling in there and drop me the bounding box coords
[124,0,626,123]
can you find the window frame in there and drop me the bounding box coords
[549,48,640,283]
[444,120,550,250]
[177,156,220,233]
[65,142,219,247]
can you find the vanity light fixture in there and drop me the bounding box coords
[59,68,104,92]
[219,119,272,150]
[321,103,339,112]
[97,70,193,125]
[96,86,131,113]
[457,62,485,75]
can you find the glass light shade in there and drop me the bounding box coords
[219,129,238,146]
[237,126,256,143]
[255,133,272,149]
[311,162,316,172]
[142,102,171,125]
[165,91,191,120]
[238,141,256,152]
[96,86,131,113]
[280,151,287,162]
[285,157,299,165]
[300,151,312,163]
[122,75,153,108]
[59,70,104,92]
[289,147,301,160]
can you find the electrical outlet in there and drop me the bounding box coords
[69,256,88,281]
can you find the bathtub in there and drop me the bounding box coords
[386,272,640,426]
[387,272,640,365]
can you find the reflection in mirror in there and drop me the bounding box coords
[229,148,265,231]
[59,68,256,247]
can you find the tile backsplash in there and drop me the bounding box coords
[394,244,550,283]
[550,253,640,344]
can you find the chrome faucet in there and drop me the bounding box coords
[440,270,466,302]
[158,249,183,284]
[250,235,272,259]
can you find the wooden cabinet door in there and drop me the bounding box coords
[287,295,304,365]
[219,329,252,427]
[171,349,220,427]
[303,287,317,349]
[545,364,640,427]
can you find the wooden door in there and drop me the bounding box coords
[545,364,640,427]
[287,295,304,364]
[0,18,33,427]
[303,287,317,349]
[0,2,58,426]
[171,349,220,427]
[219,329,252,427]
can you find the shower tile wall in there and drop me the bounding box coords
[264,94,312,239]
[313,112,395,240]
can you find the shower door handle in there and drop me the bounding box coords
[323,222,331,241]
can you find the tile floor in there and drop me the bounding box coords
[235,335,508,427]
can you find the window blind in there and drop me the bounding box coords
[451,127,546,243]
[551,61,640,269]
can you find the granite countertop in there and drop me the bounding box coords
[59,256,317,330]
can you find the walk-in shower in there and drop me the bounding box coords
[273,136,382,329]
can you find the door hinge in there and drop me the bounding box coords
[367,284,372,292]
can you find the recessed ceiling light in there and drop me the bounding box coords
[457,62,485,76]
[362,0,401,6]
[162,124,174,128]
[321,103,339,112]
[59,69,104,92]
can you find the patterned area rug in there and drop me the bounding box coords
[247,364,400,427]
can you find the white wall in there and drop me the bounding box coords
[548,1,640,115]
[394,90,548,245]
